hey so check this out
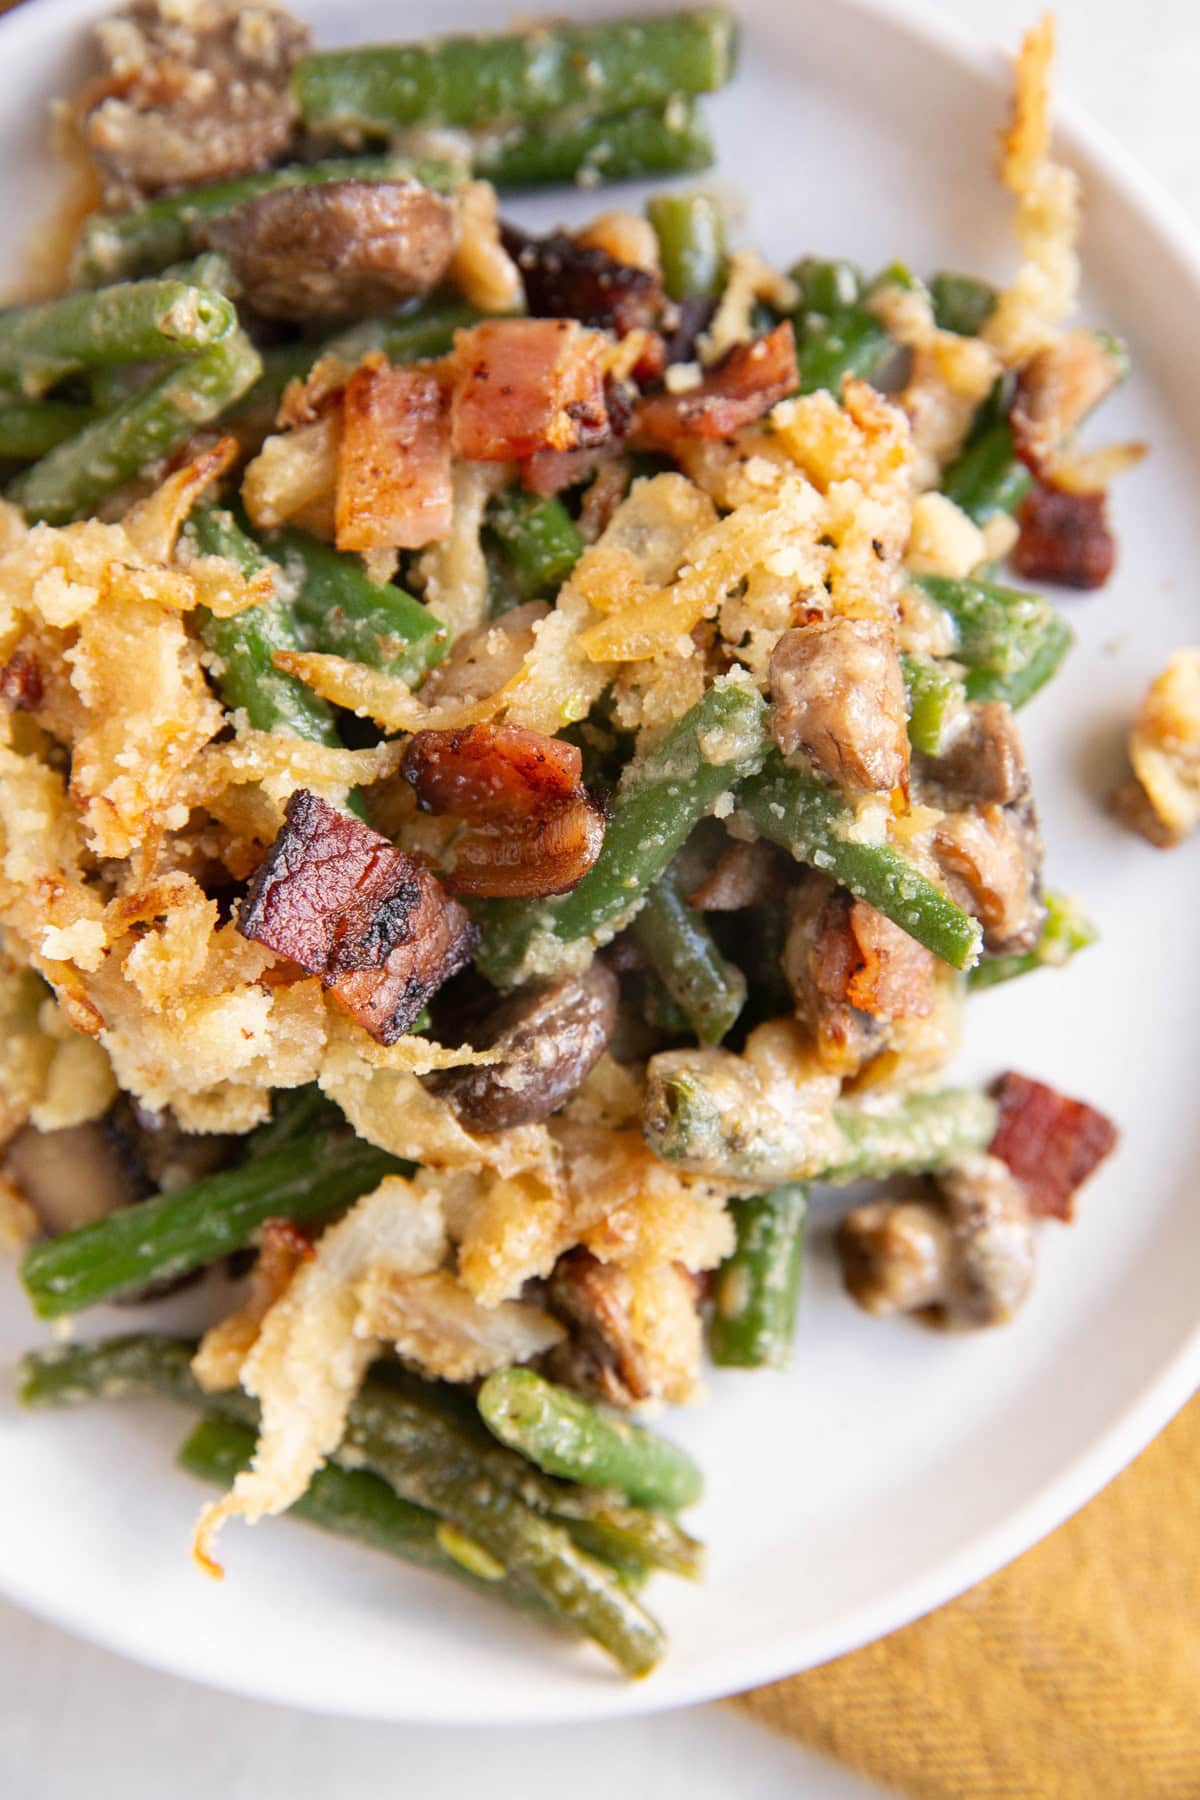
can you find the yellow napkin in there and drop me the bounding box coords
[738,1392,1200,1798]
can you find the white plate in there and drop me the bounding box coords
[0,0,1197,1728]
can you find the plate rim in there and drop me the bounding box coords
[0,0,1197,1725]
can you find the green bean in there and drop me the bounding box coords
[294,11,738,136]
[476,100,715,190]
[790,257,863,317]
[270,527,447,684]
[631,870,745,1044]
[87,363,161,412]
[20,1133,403,1319]
[646,1065,996,1185]
[909,572,1072,709]
[486,490,583,601]
[0,399,97,460]
[342,1387,667,1676]
[930,271,997,337]
[710,1185,807,1369]
[940,415,1031,523]
[73,155,462,286]
[901,652,966,756]
[246,1083,344,1158]
[478,1369,703,1512]
[475,682,768,985]
[968,889,1096,990]
[646,191,727,301]
[737,754,982,970]
[178,1415,547,1608]
[0,280,236,398]
[18,1334,699,1582]
[795,308,891,395]
[186,505,342,745]
[8,330,261,525]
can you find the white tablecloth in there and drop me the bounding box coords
[3,2,1195,1794]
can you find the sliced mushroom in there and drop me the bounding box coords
[1010,328,1125,477]
[543,1248,702,1407]
[4,1116,148,1235]
[769,617,909,797]
[931,800,1043,953]
[426,962,618,1131]
[916,700,1029,808]
[837,1153,1035,1328]
[203,179,457,320]
[83,0,309,199]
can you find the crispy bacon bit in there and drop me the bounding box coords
[1012,482,1115,589]
[237,789,478,1044]
[634,321,798,445]
[335,358,452,554]
[501,224,663,337]
[450,319,610,463]
[0,649,44,712]
[402,722,605,899]
[687,839,787,912]
[987,1070,1118,1221]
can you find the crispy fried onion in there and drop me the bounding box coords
[354,1266,565,1383]
[401,722,605,898]
[237,789,479,1044]
[192,1173,448,1572]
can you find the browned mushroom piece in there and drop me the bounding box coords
[837,1153,1036,1328]
[1010,328,1125,476]
[931,800,1043,953]
[83,0,309,198]
[203,180,457,320]
[916,700,1029,808]
[4,1116,149,1235]
[426,962,619,1132]
[543,1248,701,1406]
[769,617,909,797]
[501,224,663,337]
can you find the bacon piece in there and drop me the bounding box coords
[1012,483,1115,590]
[987,1070,1118,1221]
[450,318,610,462]
[634,321,798,445]
[520,443,616,497]
[237,789,478,1044]
[784,879,934,1076]
[402,721,605,899]
[335,358,452,553]
[501,225,663,337]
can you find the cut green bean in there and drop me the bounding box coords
[940,415,1032,523]
[9,330,261,524]
[0,280,236,397]
[795,307,891,395]
[294,11,738,136]
[246,1083,344,1158]
[321,297,482,368]
[647,191,727,301]
[476,100,715,190]
[790,257,863,318]
[930,271,997,337]
[475,682,768,985]
[178,1415,546,1610]
[342,1384,665,1676]
[968,889,1097,990]
[20,1133,403,1319]
[486,490,583,600]
[271,527,447,684]
[902,652,966,756]
[631,869,746,1044]
[0,400,97,460]
[18,1334,212,1413]
[710,1185,807,1369]
[738,754,982,970]
[186,505,342,745]
[910,572,1072,709]
[73,155,462,286]
[646,1063,996,1185]
[478,1368,703,1512]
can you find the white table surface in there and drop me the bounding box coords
[2,2,1195,1795]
